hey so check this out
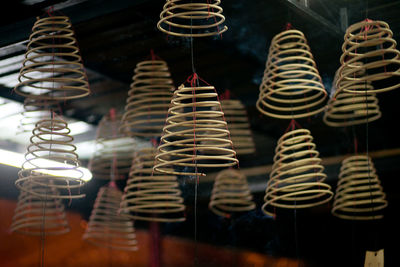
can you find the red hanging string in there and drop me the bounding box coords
[109,108,119,181]
[206,0,222,39]
[150,222,161,267]
[284,119,302,133]
[149,49,162,61]
[189,73,198,170]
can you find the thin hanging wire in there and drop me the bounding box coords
[188,0,198,265]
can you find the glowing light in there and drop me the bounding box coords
[0,148,92,182]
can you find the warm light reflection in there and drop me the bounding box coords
[0,148,92,181]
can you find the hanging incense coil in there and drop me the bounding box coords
[262,128,333,216]
[209,169,255,217]
[257,29,327,119]
[15,117,86,199]
[10,181,69,235]
[157,0,228,37]
[83,185,138,251]
[120,60,174,138]
[90,112,134,180]
[324,83,381,127]
[336,19,400,94]
[332,155,387,220]
[220,100,256,155]
[120,148,185,222]
[19,97,58,133]
[14,15,90,100]
[154,83,239,176]
[324,63,382,127]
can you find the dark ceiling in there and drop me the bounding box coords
[0,1,400,266]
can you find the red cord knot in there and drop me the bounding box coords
[46,6,54,17]
[220,89,231,100]
[286,22,293,30]
[285,119,302,133]
[362,18,374,34]
[151,138,158,147]
[109,108,116,121]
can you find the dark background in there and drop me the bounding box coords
[0,0,400,266]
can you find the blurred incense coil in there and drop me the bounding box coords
[14,15,90,100]
[89,112,134,180]
[220,100,256,155]
[262,128,333,216]
[120,147,185,222]
[83,185,138,251]
[209,168,255,217]
[257,29,327,119]
[336,19,400,95]
[154,81,238,176]
[19,97,58,134]
[11,181,69,235]
[157,0,228,37]
[15,117,86,199]
[120,59,174,138]
[332,155,388,220]
[324,64,381,127]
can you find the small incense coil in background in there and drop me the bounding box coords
[19,97,58,134]
[324,63,382,127]
[14,15,90,100]
[154,82,238,177]
[323,88,381,127]
[332,155,388,220]
[324,82,382,127]
[209,169,255,217]
[120,148,185,222]
[89,112,135,180]
[83,184,138,251]
[220,100,256,155]
[336,19,400,94]
[15,117,86,199]
[257,29,327,119]
[157,0,228,37]
[10,181,69,235]
[120,59,174,138]
[262,128,333,216]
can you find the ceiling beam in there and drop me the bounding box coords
[282,0,343,38]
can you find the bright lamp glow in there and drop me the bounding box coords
[0,148,92,182]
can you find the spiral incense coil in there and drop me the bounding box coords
[157,0,228,37]
[262,128,333,216]
[337,19,400,94]
[19,97,58,133]
[96,112,127,142]
[14,15,90,100]
[89,150,133,180]
[15,117,85,199]
[83,185,138,251]
[154,83,239,176]
[257,29,327,119]
[209,169,255,217]
[332,155,387,220]
[89,112,135,180]
[10,182,69,235]
[120,148,185,222]
[323,83,381,127]
[325,63,382,127]
[220,100,256,155]
[120,60,174,138]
